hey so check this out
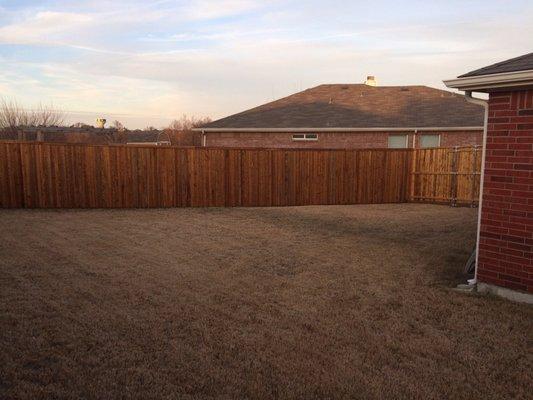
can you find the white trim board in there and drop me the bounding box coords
[444,69,533,92]
[194,126,482,133]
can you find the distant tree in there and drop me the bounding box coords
[112,120,125,131]
[167,114,211,131]
[0,98,65,137]
[144,125,157,131]
[70,122,93,128]
[165,114,211,146]
[105,129,128,144]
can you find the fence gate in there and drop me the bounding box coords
[410,146,481,206]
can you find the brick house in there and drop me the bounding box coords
[195,80,484,148]
[445,53,533,302]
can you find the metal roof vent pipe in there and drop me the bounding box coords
[365,75,377,86]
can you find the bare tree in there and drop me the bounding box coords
[112,120,125,131]
[0,98,65,138]
[0,99,25,131]
[165,114,211,146]
[167,114,211,131]
[33,102,65,127]
[105,129,128,144]
[70,122,93,128]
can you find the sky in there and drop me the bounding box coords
[0,0,531,129]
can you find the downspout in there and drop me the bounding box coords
[202,130,206,147]
[464,91,488,285]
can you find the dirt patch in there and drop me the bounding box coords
[0,204,531,399]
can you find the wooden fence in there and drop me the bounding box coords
[410,146,481,206]
[0,142,480,209]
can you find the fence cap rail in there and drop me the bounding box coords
[0,140,479,152]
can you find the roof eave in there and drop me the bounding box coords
[193,126,483,133]
[444,69,533,92]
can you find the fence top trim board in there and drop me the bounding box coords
[0,140,477,152]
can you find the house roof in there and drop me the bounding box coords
[458,53,533,78]
[444,53,533,92]
[201,84,484,130]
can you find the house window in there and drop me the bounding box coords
[388,134,408,148]
[420,134,440,148]
[292,133,318,141]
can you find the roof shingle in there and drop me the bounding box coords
[458,53,533,78]
[202,85,484,129]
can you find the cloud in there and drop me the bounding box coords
[0,0,532,129]
[181,0,263,20]
[0,1,270,51]
[139,27,289,43]
[0,11,94,45]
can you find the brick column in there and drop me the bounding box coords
[478,89,533,293]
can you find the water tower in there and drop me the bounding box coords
[96,118,106,128]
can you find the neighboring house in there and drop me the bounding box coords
[195,78,484,148]
[445,52,533,303]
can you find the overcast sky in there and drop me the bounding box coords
[0,0,531,129]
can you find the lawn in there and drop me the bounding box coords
[0,204,531,399]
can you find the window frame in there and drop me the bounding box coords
[387,134,408,149]
[419,134,441,148]
[292,133,318,141]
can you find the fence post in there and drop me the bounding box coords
[17,142,26,208]
[408,148,416,203]
[450,146,458,207]
[471,146,479,207]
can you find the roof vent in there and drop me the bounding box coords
[364,76,377,86]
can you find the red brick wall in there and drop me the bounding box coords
[478,89,533,293]
[441,131,483,147]
[204,130,482,149]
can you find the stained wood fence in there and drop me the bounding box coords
[410,146,481,206]
[0,142,480,209]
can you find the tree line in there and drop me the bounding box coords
[0,98,212,146]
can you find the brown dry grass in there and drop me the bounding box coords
[0,204,531,399]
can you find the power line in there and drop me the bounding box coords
[20,107,178,120]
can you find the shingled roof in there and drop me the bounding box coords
[459,53,533,78]
[202,85,484,130]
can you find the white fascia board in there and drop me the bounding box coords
[444,69,533,91]
[194,126,482,133]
